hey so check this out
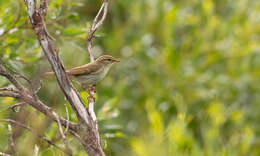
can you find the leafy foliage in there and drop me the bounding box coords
[0,0,260,155]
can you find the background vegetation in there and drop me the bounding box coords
[0,0,259,155]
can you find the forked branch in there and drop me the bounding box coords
[23,0,108,155]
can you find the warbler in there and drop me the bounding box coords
[44,55,120,87]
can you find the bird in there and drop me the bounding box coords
[44,55,120,87]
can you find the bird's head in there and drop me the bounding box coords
[96,55,120,65]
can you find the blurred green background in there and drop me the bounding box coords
[0,0,260,155]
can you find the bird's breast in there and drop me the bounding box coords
[72,64,112,85]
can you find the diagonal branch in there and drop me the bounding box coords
[53,112,73,156]
[0,63,78,131]
[87,0,109,62]
[9,102,26,113]
[0,119,70,155]
[7,124,16,155]
[24,0,90,125]
[34,145,39,156]
[0,87,19,93]
[0,65,25,91]
[0,152,11,156]
[24,0,106,155]
[0,92,20,98]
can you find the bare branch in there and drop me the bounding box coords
[7,124,16,155]
[0,63,78,131]
[86,0,109,124]
[34,145,39,156]
[0,92,20,98]
[64,103,70,135]
[24,0,90,125]
[0,152,10,156]
[0,64,25,91]
[26,0,37,24]
[86,0,109,151]
[0,88,18,93]
[9,102,26,113]
[53,112,73,156]
[23,0,108,155]
[88,85,97,124]
[34,79,43,94]
[0,119,69,155]
[92,3,105,28]
[0,59,33,92]
[22,96,78,131]
[87,0,109,62]
[94,1,108,30]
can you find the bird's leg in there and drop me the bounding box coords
[88,84,96,93]
[88,84,96,102]
[92,84,96,93]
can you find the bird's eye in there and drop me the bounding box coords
[108,59,112,61]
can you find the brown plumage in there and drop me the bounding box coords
[44,55,120,86]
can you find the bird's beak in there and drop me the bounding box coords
[113,59,120,63]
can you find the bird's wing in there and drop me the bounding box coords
[66,62,101,76]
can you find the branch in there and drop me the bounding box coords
[64,103,70,135]
[53,112,73,156]
[0,92,20,98]
[87,0,109,122]
[0,119,70,155]
[9,102,26,113]
[0,152,10,156]
[87,0,109,62]
[0,87,18,93]
[24,0,106,155]
[7,124,16,155]
[25,0,90,125]
[86,0,109,150]
[0,64,25,91]
[33,145,39,156]
[0,63,78,131]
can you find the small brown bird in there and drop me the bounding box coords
[44,55,120,87]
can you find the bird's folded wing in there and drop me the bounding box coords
[66,63,101,76]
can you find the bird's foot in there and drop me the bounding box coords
[88,84,96,93]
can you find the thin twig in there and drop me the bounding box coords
[0,88,18,93]
[9,102,26,113]
[53,112,73,156]
[1,61,37,100]
[87,0,109,62]
[7,124,16,155]
[0,62,78,131]
[86,0,109,147]
[0,152,11,156]
[34,80,43,94]
[0,59,32,85]
[25,0,90,126]
[0,64,24,91]
[34,145,39,156]
[0,119,69,155]
[94,1,108,30]
[64,103,70,135]
[0,92,20,98]
[88,85,97,123]
[24,0,106,154]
